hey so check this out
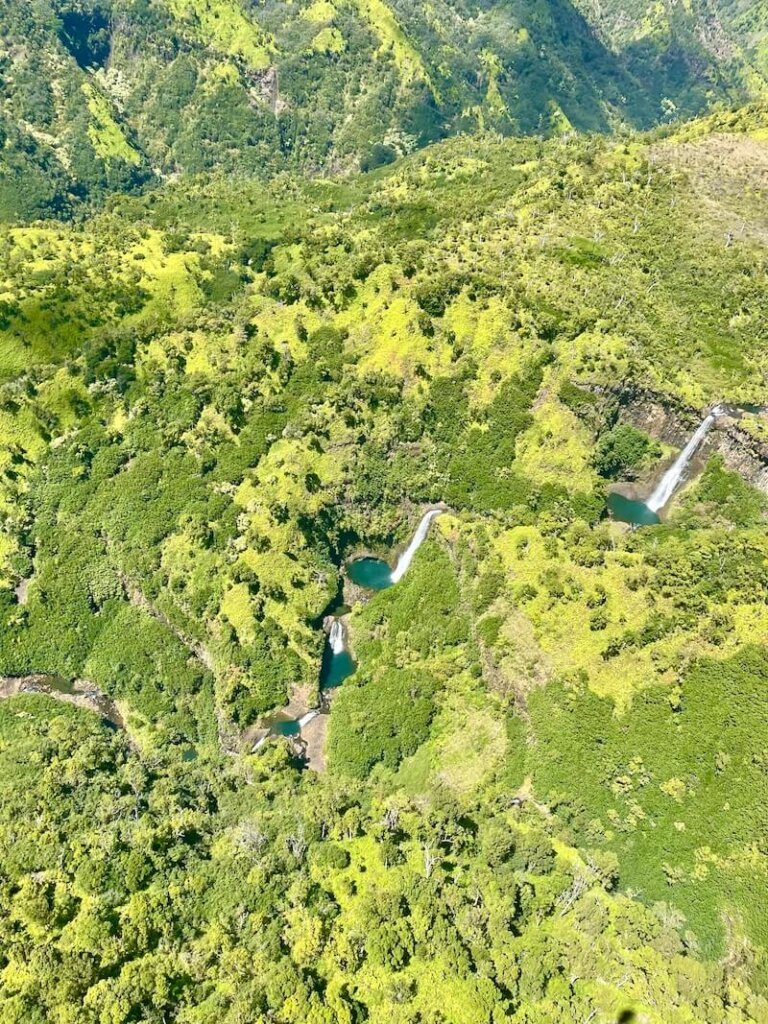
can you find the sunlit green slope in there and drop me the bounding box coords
[2,0,768,219]
[1,107,767,730]
[0,104,768,1019]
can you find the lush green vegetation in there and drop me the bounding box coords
[0,695,765,1023]
[327,496,768,964]
[1,26,768,1016]
[2,0,768,221]
[527,645,768,965]
[675,455,768,528]
[328,545,467,777]
[593,424,662,480]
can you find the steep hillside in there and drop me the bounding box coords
[0,105,768,1006]
[575,0,768,92]
[1,108,767,725]
[3,0,768,1017]
[3,695,765,1023]
[2,0,768,220]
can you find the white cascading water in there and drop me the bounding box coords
[329,619,345,655]
[390,510,443,584]
[297,709,320,729]
[647,407,723,513]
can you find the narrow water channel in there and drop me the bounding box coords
[258,509,444,750]
[0,675,125,730]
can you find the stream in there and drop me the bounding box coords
[0,675,125,730]
[258,509,444,752]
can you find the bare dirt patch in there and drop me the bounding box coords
[652,134,768,245]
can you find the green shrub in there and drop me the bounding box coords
[593,424,660,479]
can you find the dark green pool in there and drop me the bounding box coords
[347,557,393,590]
[320,648,356,691]
[607,492,661,527]
[267,717,301,738]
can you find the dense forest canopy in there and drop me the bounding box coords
[1,3,768,1022]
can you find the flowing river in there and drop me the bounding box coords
[0,675,125,730]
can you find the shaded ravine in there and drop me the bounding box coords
[122,574,215,672]
[320,618,356,692]
[256,508,446,761]
[122,574,241,755]
[252,617,353,757]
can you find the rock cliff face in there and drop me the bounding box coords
[706,421,768,494]
[613,386,768,494]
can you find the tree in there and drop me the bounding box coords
[593,424,660,479]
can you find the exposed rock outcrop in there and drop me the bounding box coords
[0,675,128,733]
[595,385,768,494]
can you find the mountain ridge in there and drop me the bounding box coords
[2,0,768,220]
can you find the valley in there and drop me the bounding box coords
[0,6,768,1019]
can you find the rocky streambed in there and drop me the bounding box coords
[0,675,127,731]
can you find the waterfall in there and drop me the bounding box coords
[390,510,443,584]
[329,619,345,655]
[647,407,723,513]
